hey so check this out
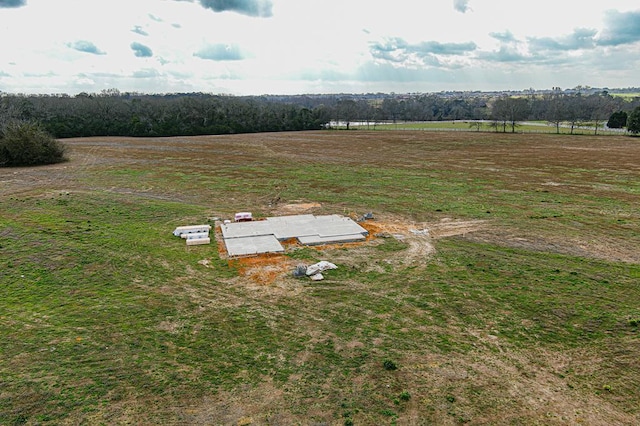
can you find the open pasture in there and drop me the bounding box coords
[350,121,625,135]
[1,130,639,425]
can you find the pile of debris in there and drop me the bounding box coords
[293,261,338,281]
[172,224,212,246]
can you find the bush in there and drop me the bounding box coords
[607,110,628,129]
[627,106,640,135]
[0,120,67,166]
[383,359,398,371]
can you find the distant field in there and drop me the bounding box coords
[1,130,639,425]
[611,92,640,100]
[347,120,625,135]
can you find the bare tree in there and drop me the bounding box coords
[337,98,358,130]
[543,89,567,134]
[491,96,529,132]
[586,92,616,135]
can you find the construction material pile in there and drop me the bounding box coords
[172,224,212,246]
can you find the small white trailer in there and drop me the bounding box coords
[234,212,252,222]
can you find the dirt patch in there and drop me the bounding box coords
[426,218,487,239]
[273,201,322,215]
[173,379,295,425]
[362,215,487,266]
[156,320,185,334]
[228,255,295,286]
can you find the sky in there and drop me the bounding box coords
[1,0,640,96]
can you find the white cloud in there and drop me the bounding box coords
[67,41,107,55]
[453,0,471,13]
[0,0,26,8]
[0,0,638,95]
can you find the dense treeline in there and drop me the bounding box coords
[0,91,329,138]
[1,88,640,139]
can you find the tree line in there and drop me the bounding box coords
[3,88,640,167]
[0,91,330,139]
[333,90,640,134]
[2,88,640,141]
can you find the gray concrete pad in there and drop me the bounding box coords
[223,234,284,257]
[222,214,369,257]
[221,220,273,239]
[265,214,318,239]
[313,215,368,237]
[298,233,367,245]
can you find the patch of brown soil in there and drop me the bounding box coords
[176,378,298,425]
[361,215,485,240]
[156,320,185,334]
[229,254,295,286]
[363,215,487,265]
[426,218,487,239]
[467,227,640,264]
[273,201,322,215]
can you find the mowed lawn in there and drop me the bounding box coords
[1,130,639,425]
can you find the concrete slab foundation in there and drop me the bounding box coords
[223,234,284,256]
[221,214,368,257]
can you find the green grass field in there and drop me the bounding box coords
[611,92,640,100]
[1,130,639,424]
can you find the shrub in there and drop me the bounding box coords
[0,120,67,166]
[381,408,397,417]
[399,391,411,401]
[383,359,398,371]
[627,106,640,135]
[607,110,628,129]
